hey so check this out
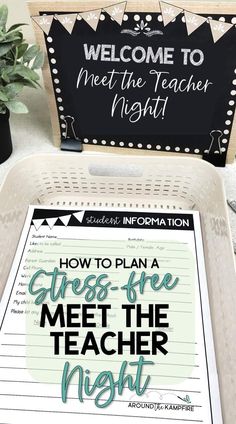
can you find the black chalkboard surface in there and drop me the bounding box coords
[44,11,236,164]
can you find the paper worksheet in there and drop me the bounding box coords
[0,206,222,424]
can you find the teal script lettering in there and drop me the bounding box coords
[121,271,179,302]
[61,356,153,408]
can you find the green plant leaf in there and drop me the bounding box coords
[15,64,40,81]
[21,79,39,88]
[0,65,15,82]
[1,32,22,43]
[5,100,28,113]
[0,5,8,30]
[0,90,8,101]
[13,32,23,46]
[32,50,44,69]
[0,11,41,101]
[8,23,27,32]
[4,82,23,99]
[1,70,11,83]
[0,42,13,57]
[17,43,28,58]
[23,45,39,63]
[2,51,14,64]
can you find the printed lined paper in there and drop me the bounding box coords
[0,207,222,423]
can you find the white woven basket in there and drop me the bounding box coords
[0,152,235,423]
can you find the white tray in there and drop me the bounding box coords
[0,153,235,423]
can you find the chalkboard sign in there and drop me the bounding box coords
[30,1,236,165]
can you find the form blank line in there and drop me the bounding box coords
[0,356,198,367]
[0,393,202,408]
[45,252,190,260]
[0,349,198,356]
[0,380,202,393]
[0,408,203,422]
[0,367,199,379]
[1,344,196,354]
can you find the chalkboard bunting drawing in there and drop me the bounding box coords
[56,14,78,34]
[102,2,127,25]
[159,1,183,26]
[30,0,236,165]
[209,19,234,43]
[32,14,54,35]
[79,9,102,31]
[184,11,207,36]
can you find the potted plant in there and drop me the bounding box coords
[0,4,43,164]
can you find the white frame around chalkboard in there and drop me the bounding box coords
[29,0,236,163]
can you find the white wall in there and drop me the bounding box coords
[5,0,36,43]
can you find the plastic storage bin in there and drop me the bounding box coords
[0,153,235,423]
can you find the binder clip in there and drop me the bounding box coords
[202,130,225,167]
[60,115,83,152]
